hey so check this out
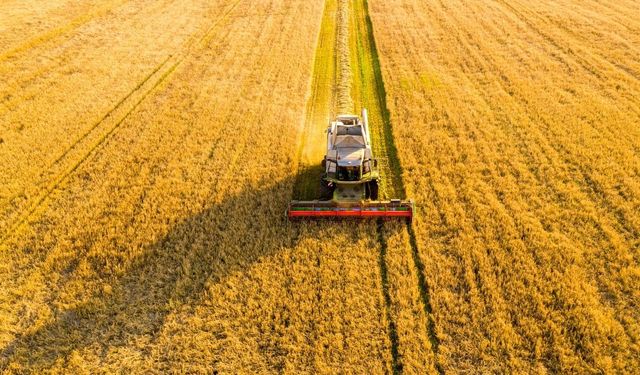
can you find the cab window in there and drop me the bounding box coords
[337,166,360,181]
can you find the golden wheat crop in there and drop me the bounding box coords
[0,0,386,372]
[370,0,640,372]
[1,0,638,373]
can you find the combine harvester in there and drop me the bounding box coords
[288,109,414,220]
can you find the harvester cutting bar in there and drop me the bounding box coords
[288,199,414,221]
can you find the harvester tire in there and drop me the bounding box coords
[320,180,335,200]
[367,180,379,200]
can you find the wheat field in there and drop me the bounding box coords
[1,0,639,373]
[370,0,640,372]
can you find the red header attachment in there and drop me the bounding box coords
[288,200,413,221]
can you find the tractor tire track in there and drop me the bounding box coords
[0,0,243,244]
[290,0,339,367]
[375,219,403,374]
[350,0,442,372]
[0,61,178,245]
[0,53,172,222]
[44,0,243,173]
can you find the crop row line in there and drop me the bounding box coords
[0,60,178,245]
[335,0,353,114]
[0,0,244,244]
[375,220,403,374]
[480,0,640,241]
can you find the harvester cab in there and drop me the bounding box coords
[288,109,414,220]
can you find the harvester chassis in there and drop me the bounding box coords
[288,109,413,220]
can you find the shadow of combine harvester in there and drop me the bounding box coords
[0,173,409,372]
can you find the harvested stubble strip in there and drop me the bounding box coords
[335,0,354,114]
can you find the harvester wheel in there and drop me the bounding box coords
[367,180,379,200]
[320,180,335,200]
